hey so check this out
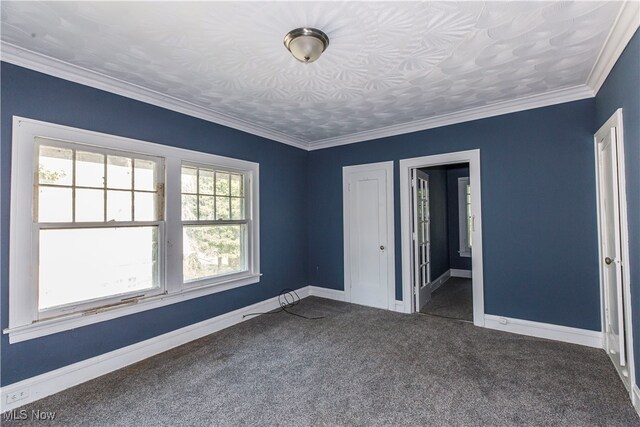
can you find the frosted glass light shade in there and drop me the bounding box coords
[284,28,329,63]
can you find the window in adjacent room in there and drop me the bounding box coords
[458,177,472,257]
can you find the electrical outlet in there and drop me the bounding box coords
[6,389,29,405]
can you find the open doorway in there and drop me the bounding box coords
[399,150,484,326]
[412,163,472,321]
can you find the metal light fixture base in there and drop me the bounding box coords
[283,27,330,63]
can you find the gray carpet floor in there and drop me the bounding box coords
[7,297,639,426]
[421,277,473,321]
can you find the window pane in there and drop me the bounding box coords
[76,188,105,222]
[107,190,132,221]
[39,187,72,222]
[199,195,215,220]
[39,227,159,310]
[183,224,246,282]
[107,155,132,190]
[76,151,105,187]
[134,192,157,221]
[231,197,244,220]
[134,159,155,191]
[181,194,197,220]
[181,166,197,193]
[39,146,72,186]
[199,169,214,195]
[216,196,230,220]
[215,172,230,196]
[230,174,243,196]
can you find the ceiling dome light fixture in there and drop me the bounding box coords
[283,27,329,63]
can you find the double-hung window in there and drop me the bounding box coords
[181,165,249,284]
[7,117,260,343]
[36,140,165,316]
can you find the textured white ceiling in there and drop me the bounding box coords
[0,1,624,146]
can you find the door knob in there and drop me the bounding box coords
[605,257,613,265]
[380,245,385,250]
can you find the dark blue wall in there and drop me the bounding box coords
[419,166,449,280]
[4,30,636,387]
[0,62,309,386]
[447,165,472,271]
[595,29,640,385]
[308,99,600,331]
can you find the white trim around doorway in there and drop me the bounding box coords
[399,150,484,326]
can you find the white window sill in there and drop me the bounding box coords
[3,273,261,344]
[459,251,471,258]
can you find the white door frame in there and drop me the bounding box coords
[343,161,396,310]
[399,150,484,326]
[594,108,635,395]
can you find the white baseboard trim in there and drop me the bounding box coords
[393,300,407,313]
[633,384,640,418]
[484,314,603,349]
[430,269,451,293]
[308,286,345,302]
[0,285,310,413]
[308,286,407,315]
[0,287,612,413]
[450,269,472,278]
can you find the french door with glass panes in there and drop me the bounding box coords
[412,169,431,312]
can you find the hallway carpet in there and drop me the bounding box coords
[8,297,639,426]
[421,277,473,321]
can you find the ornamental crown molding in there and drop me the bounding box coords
[0,42,308,150]
[586,0,640,95]
[1,1,637,152]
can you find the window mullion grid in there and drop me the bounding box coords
[131,158,136,221]
[38,183,156,193]
[196,167,201,220]
[38,220,162,230]
[72,149,77,223]
[243,175,248,220]
[182,219,247,227]
[103,153,108,222]
[213,169,217,220]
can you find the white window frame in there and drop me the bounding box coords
[180,162,253,288]
[458,177,471,257]
[6,116,260,343]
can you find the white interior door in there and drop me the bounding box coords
[344,163,392,309]
[597,126,629,387]
[412,169,431,312]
